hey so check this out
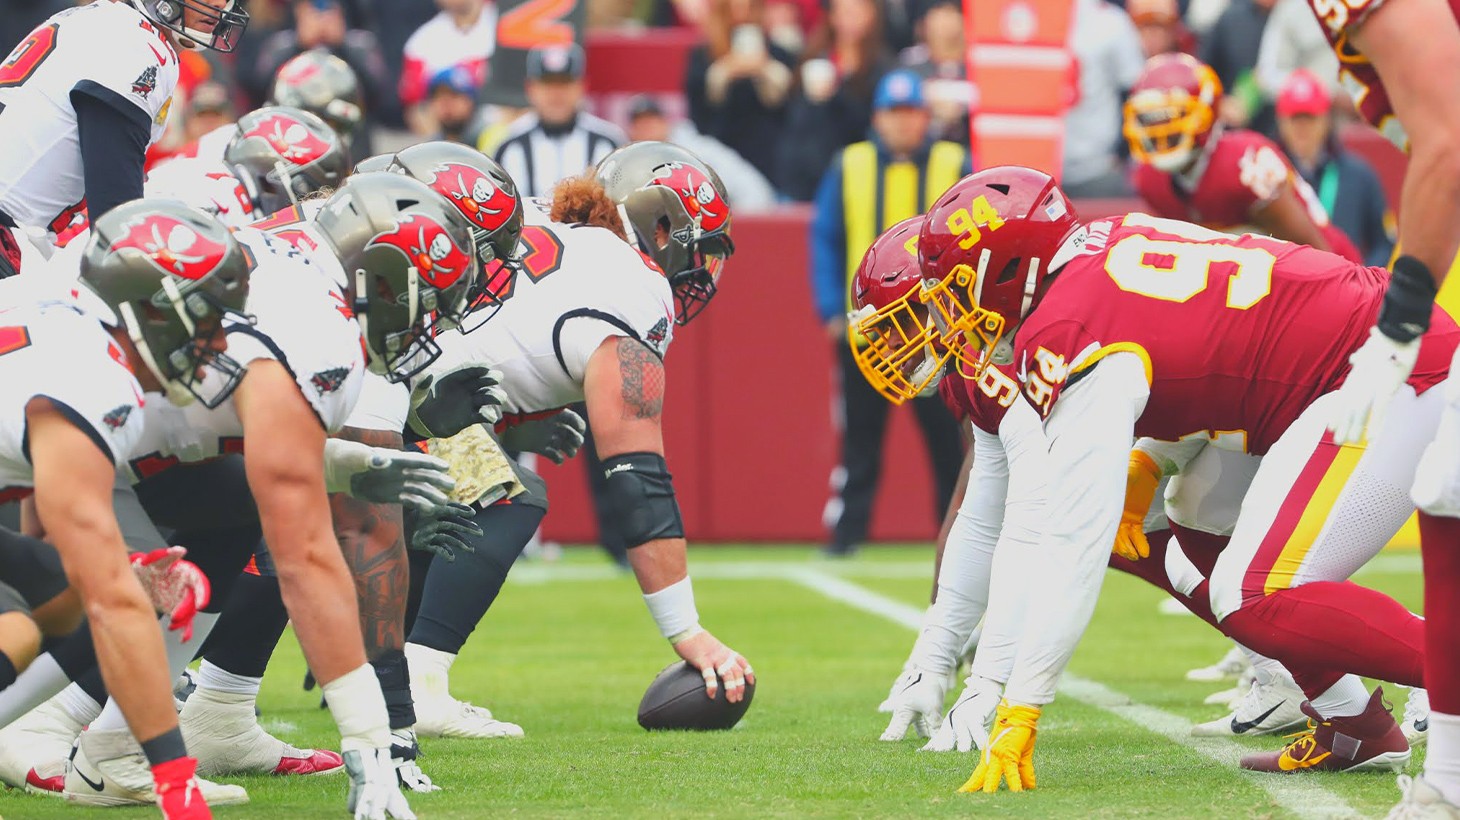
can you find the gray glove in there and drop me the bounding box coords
[498,408,586,465]
[407,365,506,440]
[323,439,455,514]
[408,503,481,561]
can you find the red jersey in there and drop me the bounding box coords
[1012,213,1459,453]
[1133,128,1361,262]
[938,360,1023,436]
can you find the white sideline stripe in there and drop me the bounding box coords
[782,568,1361,820]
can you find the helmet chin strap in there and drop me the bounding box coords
[353,267,385,374]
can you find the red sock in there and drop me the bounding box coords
[1220,581,1424,693]
[1422,511,1460,713]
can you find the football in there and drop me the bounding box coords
[636,661,755,731]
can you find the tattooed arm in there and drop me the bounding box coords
[330,426,409,657]
[581,335,683,593]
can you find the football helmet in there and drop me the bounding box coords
[268,49,365,150]
[224,106,351,215]
[387,142,524,330]
[849,216,950,404]
[353,154,395,174]
[129,0,249,52]
[80,200,254,408]
[1123,53,1223,173]
[312,172,480,383]
[595,141,735,326]
[920,166,1082,378]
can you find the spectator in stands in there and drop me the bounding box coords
[185,81,236,144]
[899,0,970,145]
[427,66,483,146]
[1200,0,1277,133]
[686,0,795,185]
[494,44,623,197]
[809,69,968,558]
[1127,0,1197,57]
[625,94,776,210]
[1276,70,1396,267]
[251,0,388,135]
[1064,0,1145,197]
[764,0,817,57]
[776,0,894,200]
[400,0,498,135]
[1254,0,1339,103]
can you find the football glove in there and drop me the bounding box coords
[130,547,210,642]
[407,365,507,440]
[878,659,915,713]
[498,408,586,465]
[959,701,1041,793]
[1112,450,1160,561]
[324,439,456,514]
[390,729,440,794]
[406,503,481,562]
[879,667,948,741]
[922,676,1001,753]
[344,747,416,820]
[1328,327,1419,446]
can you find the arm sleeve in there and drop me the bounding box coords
[1133,435,1209,477]
[907,424,1007,675]
[809,157,846,323]
[1001,353,1150,706]
[70,83,151,222]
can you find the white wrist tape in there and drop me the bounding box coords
[322,438,373,495]
[321,663,390,753]
[643,577,702,643]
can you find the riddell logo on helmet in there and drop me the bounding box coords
[366,213,472,289]
[426,163,516,233]
[242,114,330,165]
[647,162,727,234]
[111,215,227,281]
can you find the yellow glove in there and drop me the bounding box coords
[1112,450,1161,561]
[959,701,1041,793]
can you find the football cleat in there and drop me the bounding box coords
[173,668,198,711]
[64,728,249,806]
[1385,774,1460,819]
[1203,666,1256,707]
[1403,687,1431,747]
[412,695,525,740]
[180,687,343,777]
[1186,645,1250,682]
[1239,687,1410,774]
[1192,675,1307,737]
[0,695,86,795]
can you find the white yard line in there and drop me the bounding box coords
[782,567,1362,820]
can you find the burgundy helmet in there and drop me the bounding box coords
[848,216,948,404]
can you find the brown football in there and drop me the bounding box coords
[636,661,755,731]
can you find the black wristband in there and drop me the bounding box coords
[1378,255,1439,343]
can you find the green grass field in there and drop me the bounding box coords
[0,546,1426,819]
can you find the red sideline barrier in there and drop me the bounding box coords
[538,200,1148,545]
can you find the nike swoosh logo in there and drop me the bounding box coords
[1415,718,1429,732]
[148,43,166,65]
[75,762,105,792]
[1230,701,1286,734]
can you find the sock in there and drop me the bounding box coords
[1309,674,1370,718]
[199,573,288,679]
[56,681,102,726]
[1421,512,1460,713]
[1218,581,1424,689]
[195,659,261,697]
[372,649,416,731]
[404,642,454,700]
[0,651,17,691]
[139,725,187,767]
[1427,712,1460,805]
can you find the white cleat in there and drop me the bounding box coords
[1403,687,1431,747]
[1386,774,1460,819]
[1203,667,1256,708]
[181,687,343,777]
[1185,645,1250,682]
[0,695,85,796]
[1192,675,1307,737]
[64,728,249,807]
[413,695,525,740]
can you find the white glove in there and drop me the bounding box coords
[324,438,456,513]
[921,676,1001,753]
[498,408,587,465]
[879,667,949,741]
[390,729,440,794]
[1328,327,1420,445]
[877,659,915,713]
[344,747,417,820]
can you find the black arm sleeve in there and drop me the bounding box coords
[69,80,151,222]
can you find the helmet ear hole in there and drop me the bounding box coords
[995,258,1021,285]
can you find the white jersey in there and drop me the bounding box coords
[0,292,145,497]
[426,202,675,421]
[121,227,365,482]
[0,1,178,240]
[144,158,257,228]
[249,201,409,433]
[150,122,232,174]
